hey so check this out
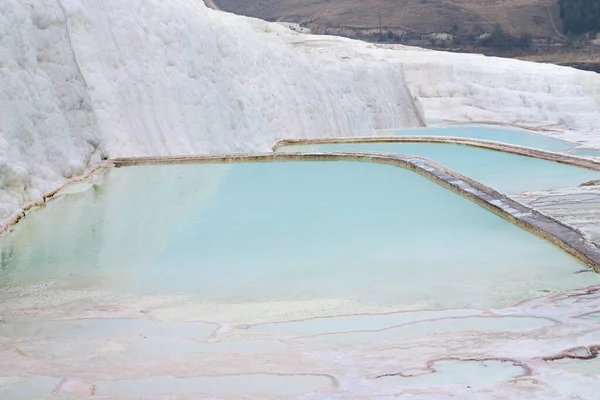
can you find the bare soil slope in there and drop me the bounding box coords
[216,0,565,39]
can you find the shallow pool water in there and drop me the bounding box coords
[277,143,600,194]
[380,125,575,152]
[552,357,600,375]
[568,149,600,158]
[2,160,600,399]
[372,359,528,389]
[0,161,594,311]
[0,374,336,399]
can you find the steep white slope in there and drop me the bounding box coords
[396,47,600,144]
[312,39,600,145]
[0,0,102,219]
[59,0,423,156]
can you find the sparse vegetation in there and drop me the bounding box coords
[559,0,600,34]
[479,24,531,49]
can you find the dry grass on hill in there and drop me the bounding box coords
[216,0,565,39]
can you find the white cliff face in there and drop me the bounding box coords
[286,36,600,144]
[57,0,423,156]
[0,0,102,219]
[345,42,600,144]
[397,48,600,144]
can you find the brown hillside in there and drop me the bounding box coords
[215,0,565,39]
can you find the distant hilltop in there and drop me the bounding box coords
[215,0,568,39]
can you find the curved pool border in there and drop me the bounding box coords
[112,152,600,271]
[272,136,600,171]
[0,162,111,236]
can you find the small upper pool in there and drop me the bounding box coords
[276,142,600,194]
[380,125,575,152]
[568,149,600,158]
[1,161,595,313]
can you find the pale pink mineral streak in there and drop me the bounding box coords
[54,378,96,396]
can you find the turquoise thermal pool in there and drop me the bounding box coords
[0,161,595,311]
[277,142,600,194]
[383,125,575,151]
[568,148,600,158]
